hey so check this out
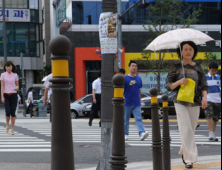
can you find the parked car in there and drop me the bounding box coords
[70,94,93,119]
[76,93,150,118]
[141,90,206,119]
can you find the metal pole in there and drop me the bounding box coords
[2,0,7,63]
[119,0,141,18]
[109,74,128,170]
[150,88,163,170]
[162,95,171,170]
[99,1,117,170]
[20,53,26,117]
[117,0,122,68]
[49,35,74,170]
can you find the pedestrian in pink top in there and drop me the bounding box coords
[1,61,19,135]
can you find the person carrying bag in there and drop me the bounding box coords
[166,41,208,169]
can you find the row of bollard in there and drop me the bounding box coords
[111,74,171,170]
[48,35,171,170]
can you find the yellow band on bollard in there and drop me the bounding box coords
[151,96,158,104]
[114,88,124,98]
[163,101,168,107]
[52,60,69,77]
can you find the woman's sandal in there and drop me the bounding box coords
[5,126,9,134]
[182,155,187,165]
[186,163,194,169]
[11,129,15,135]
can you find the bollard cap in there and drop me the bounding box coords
[112,74,125,88]
[150,88,158,97]
[49,35,71,56]
[162,95,168,102]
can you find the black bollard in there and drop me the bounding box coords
[150,88,163,170]
[109,74,128,170]
[162,95,171,170]
[49,35,75,170]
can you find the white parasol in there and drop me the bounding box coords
[145,28,215,77]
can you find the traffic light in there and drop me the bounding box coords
[16,65,21,77]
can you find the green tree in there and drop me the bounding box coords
[39,62,52,79]
[141,0,202,92]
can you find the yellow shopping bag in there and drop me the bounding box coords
[177,78,196,104]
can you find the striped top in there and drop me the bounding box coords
[206,73,221,103]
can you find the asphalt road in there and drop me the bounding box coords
[0,112,221,170]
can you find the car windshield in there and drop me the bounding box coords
[75,95,92,103]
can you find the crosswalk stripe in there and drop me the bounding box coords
[0,121,221,153]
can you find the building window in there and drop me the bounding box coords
[72,1,221,25]
[3,0,28,9]
[0,22,41,57]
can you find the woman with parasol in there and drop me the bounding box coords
[145,29,214,169]
[166,41,208,169]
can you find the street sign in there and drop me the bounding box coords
[56,0,66,28]
[0,9,30,22]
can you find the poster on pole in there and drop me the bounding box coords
[99,12,117,54]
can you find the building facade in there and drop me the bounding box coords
[61,0,221,99]
[0,0,44,90]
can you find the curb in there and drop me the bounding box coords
[76,155,221,170]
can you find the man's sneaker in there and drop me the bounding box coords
[209,137,214,142]
[140,132,149,141]
[213,138,219,142]
[125,135,129,141]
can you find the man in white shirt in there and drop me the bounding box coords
[89,72,101,127]
[43,74,52,122]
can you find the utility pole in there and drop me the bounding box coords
[20,53,26,117]
[117,0,149,68]
[2,0,7,63]
[99,0,117,170]
[117,0,122,68]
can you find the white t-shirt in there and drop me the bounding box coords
[92,78,101,94]
[27,91,33,105]
[44,74,53,95]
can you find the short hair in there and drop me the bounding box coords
[177,41,198,61]
[129,61,137,67]
[4,61,17,73]
[98,71,101,78]
[119,68,126,74]
[209,62,219,69]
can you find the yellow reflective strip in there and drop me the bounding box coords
[52,60,69,77]
[151,96,158,104]
[114,88,124,98]
[163,101,168,107]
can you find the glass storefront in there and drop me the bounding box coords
[0,22,40,57]
[72,1,221,25]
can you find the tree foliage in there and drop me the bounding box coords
[140,0,202,92]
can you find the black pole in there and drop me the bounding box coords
[2,0,7,63]
[109,74,128,170]
[162,95,171,170]
[49,35,74,170]
[150,88,163,170]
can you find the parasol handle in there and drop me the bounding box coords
[179,43,186,78]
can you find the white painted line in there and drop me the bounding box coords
[0,139,45,142]
[0,142,51,145]
[0,149,51,152]
[0,137,37,139]
[0,145,51,148]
